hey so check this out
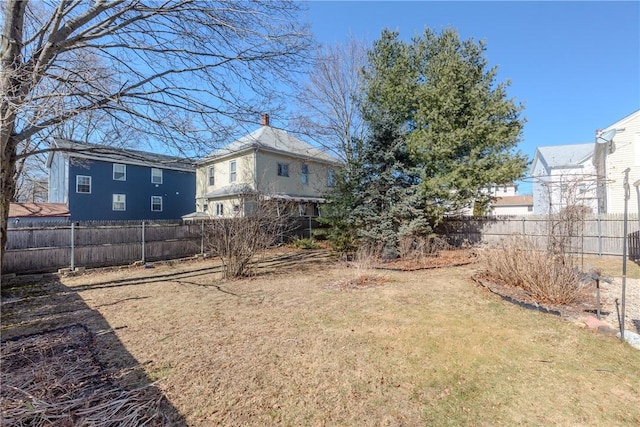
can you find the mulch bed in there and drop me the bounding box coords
[471,273,596,322]
[374,249,476,271]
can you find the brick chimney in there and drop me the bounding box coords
[261,113,270,127]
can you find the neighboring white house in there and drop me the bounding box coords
[190,114,342,218]
[456,183,533,216]
[530,143,598,215]
[593,109,640,214]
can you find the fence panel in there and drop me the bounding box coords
[2,220,201,274]
[440,213,639,257]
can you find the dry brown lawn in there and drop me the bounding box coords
[3,250,640,426]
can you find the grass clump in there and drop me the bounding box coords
[480,235,589,305]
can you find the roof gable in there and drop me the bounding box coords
[601,109,640,132]
[534,143,594,170]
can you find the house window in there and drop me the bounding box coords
[113,164,126,181]
[278,163,289,177]
[301,164,309,185]
[233,204,240,214]
[229,161,237,182]
[76,175,91,193]
[113,194,126,211]
[527,205,533,212]
[578,184,587,195]
[151,168,163,184]
[327,169,335,187]
[203,203,208,212]
[215,203,224,216]
[151,196,163,212]
[208,166,215,186]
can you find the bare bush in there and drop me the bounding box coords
[398,235,450,260]
[480,235,589,305]
[203,193,293,279]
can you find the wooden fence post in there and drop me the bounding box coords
[141,221,146,263]
[70,222,75,271]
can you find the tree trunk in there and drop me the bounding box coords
[1,0,25,271]
[1,139,18,268]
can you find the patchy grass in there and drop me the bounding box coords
[3,251,640,426]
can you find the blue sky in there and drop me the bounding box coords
[303,1,639,192]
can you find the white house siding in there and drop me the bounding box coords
[602,111,640,214]
[491,205,532,216]
[48,154,69,204]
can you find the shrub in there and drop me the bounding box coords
[290,237,320,250]
[480,235,589,305]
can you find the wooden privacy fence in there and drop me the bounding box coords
[438,213,640,258]
[3,217,320,274]
[3,221,202,274]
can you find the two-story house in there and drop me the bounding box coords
[48,140,196,221]
[530,143,598,215]
[593,109,640,214]
[193,114,341,218]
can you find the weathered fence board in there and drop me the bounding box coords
[439,213,640,257]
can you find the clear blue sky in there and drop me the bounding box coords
[303,1,640,192]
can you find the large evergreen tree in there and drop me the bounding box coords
[349,28,527,254]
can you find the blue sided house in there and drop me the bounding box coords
[48,140,195,221]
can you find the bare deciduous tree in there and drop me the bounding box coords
[292,34,368,168]
[203,191,293,279]
[1,0,312,262]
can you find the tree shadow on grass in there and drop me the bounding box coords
[0,276,187,426]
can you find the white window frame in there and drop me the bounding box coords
[208,166,215,186]
[151,168,163,184]
[215,203,224,216]
[76,175,92,194]
[113,163,126,181]
[301,163,309,185]
[278,163,289,177]
[112,194,126,211]
[229,160,237,182]
[151,196,163,212]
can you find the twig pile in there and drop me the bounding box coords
[1,325,170,426]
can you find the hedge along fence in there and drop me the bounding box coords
[2,217,322,274]
[437,213,640,258]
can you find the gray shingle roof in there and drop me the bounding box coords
[536,143,593,169]
[52,139,195,171]
[202,126,341,165]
